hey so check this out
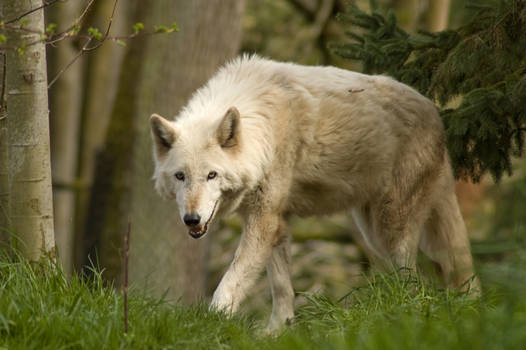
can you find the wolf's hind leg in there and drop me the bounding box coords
[352,204,421,273]
[266,222,294,333]
[362,199,422,274]
[351,206,386,267]
[420,191,479,292]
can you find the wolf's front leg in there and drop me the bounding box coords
[265,226,294,333]
[211,212,281,314]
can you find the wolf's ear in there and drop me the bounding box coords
[216,107,240,148]
[150,113,177,159]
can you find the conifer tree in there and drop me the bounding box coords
[331,0,526,182]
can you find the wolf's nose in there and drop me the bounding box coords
[183,213,201,227]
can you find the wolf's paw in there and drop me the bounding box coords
[262,316,294,337]
[210,288,237,315]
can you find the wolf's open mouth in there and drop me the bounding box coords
[188,201,219,239]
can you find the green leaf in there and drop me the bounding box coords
[0,34,6,44]
[154,22,179,34]
[17,45,26,56]
[116,40,126,47]
[46,23,57,35]
[154,25,169,33]
[133,22,144,34]
[70,25,81,36]
[88,27,103,40]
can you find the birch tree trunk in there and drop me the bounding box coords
[130,0,245,302]
[2,0,55,260]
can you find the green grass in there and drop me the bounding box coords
[1,251,526,349]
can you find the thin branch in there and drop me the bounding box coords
[84,0,119,52]
[4,0,61,25]
[76,0,97,26]
[0,0,97,52]
[28,0,97,47]
[48,37,92,88]
[1,23,44,35]
[47,0,119,87]
[2,0,171,90]
[43,0,97,46]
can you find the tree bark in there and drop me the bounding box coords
[46,1,84,272]
[130,0,245,302]
[73,0,128,271]
[2,0,55,260]
[392,0,420,32]
[82,0,150,285]
[425,0,451,31]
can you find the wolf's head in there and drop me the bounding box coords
[150,107,243,239]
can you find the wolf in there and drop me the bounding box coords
[149,55,478,332]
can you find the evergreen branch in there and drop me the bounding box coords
[332,0,526,181]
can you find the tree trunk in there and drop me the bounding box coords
[73,0,128,271]
[82,0,150,285]
[46,1,85,273]
[425,0,451,31]
[2,0,55,260]
[392,0,420,32]
[130,0,245,302]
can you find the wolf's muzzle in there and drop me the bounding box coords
[187,201,219,239]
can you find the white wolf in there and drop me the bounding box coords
[149,55,478,332]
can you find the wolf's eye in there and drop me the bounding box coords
[175,172,185,181]
[207,171,217,180]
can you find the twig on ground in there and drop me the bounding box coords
[123,218,130,334]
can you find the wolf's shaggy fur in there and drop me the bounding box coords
[150,56,478,332]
